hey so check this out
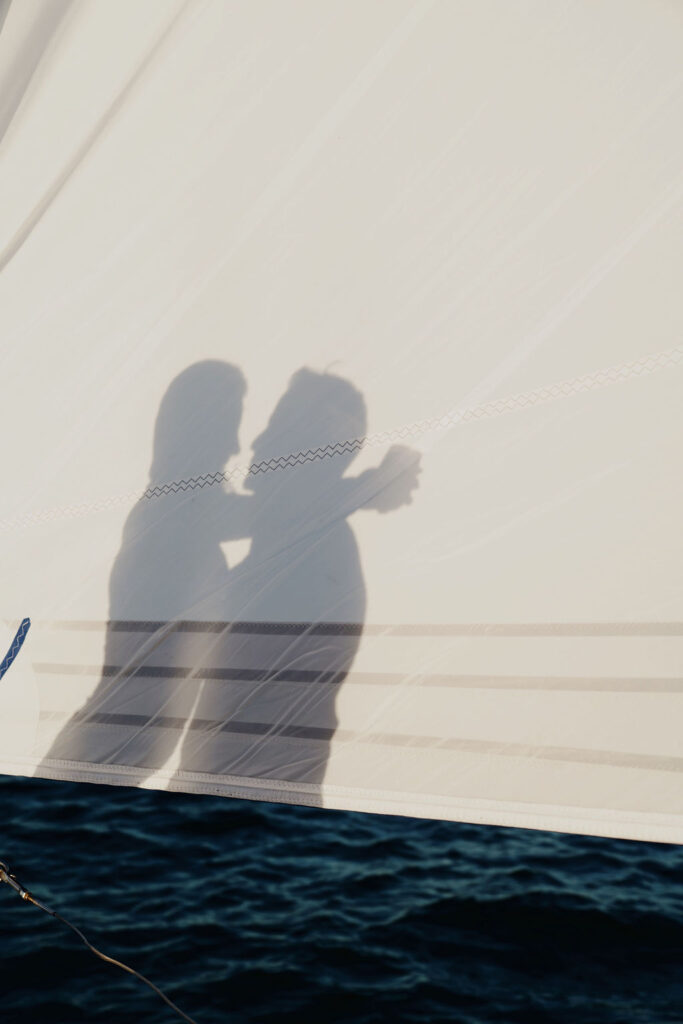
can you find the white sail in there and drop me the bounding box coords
[1,0,682,843]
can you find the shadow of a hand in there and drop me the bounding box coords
[365,444,421,514]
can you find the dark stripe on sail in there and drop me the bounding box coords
[33,663,683,691]
[47,620,683,636]
[42,709,683,773]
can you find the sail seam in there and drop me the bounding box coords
[32,662,683,691]
[37,619,683,636]
[35,711,683,773]
[2,343,681,530]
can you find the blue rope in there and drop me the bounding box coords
[0,617,31,681]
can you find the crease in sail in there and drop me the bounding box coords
[0,2,190,274]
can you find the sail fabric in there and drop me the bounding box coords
[1,0,682,844]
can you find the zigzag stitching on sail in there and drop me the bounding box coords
[2,344,681,530]
[142,438,366,500]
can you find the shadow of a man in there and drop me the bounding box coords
[178,368,420,789]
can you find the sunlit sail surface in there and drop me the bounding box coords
[1,0,682,843]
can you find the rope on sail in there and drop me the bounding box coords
[0,618,31,682]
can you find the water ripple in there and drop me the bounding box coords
[1,777,681,1023]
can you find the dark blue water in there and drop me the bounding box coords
[1,777,681,1024]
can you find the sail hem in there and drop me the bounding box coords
[8,756,683,845]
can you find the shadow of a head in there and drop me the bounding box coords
[150,360,246,485]
[247,367,367,497]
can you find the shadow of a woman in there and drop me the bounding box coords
[43,360,247,775]
[177,368,420,791]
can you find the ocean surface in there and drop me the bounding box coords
[1,776,681,1024]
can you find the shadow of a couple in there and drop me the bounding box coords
[45,362,420,790]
